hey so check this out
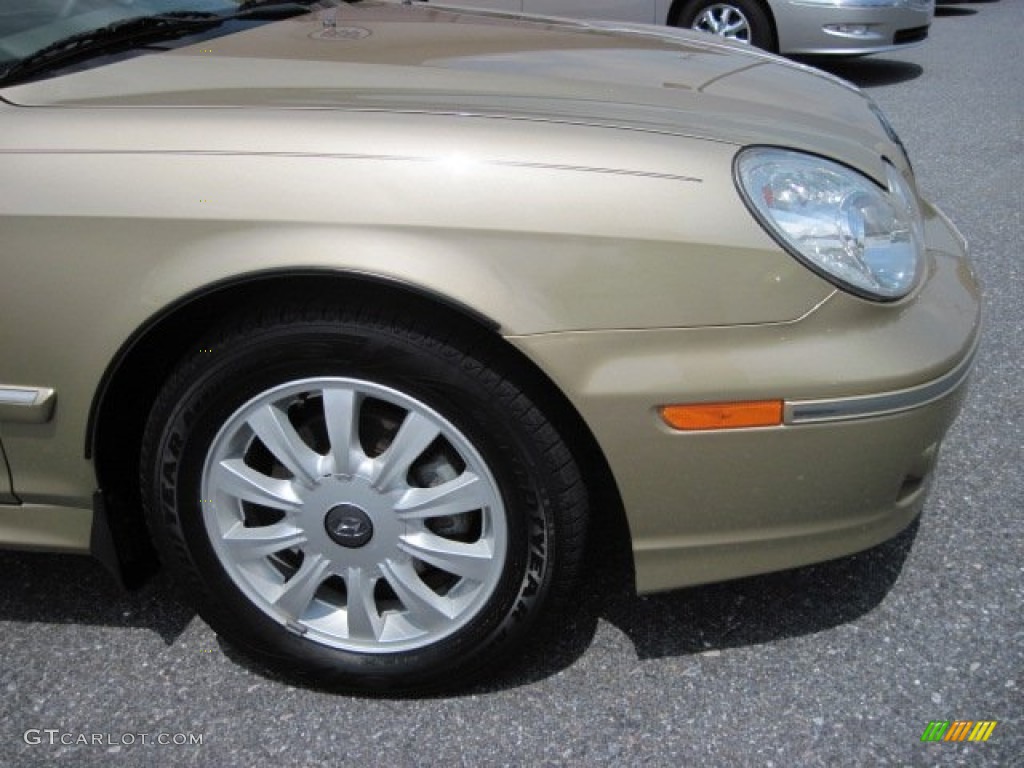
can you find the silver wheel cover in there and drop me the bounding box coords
[200,377,508,653]
[692,4,752,43]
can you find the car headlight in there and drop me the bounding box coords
[735,147,924,301]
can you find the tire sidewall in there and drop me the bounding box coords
[146,320,559,690]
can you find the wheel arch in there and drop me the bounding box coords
[668,0,780,52]
[87,269,627,587]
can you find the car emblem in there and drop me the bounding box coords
[324,505,374,548]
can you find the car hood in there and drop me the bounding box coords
[1,2,901,180]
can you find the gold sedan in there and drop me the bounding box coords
[0,0,980,692]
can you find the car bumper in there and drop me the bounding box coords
[774,0,934,56]
[509,201,981,593]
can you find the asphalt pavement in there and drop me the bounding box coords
[1,1,1021,766]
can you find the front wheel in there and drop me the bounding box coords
[140,304,588,692]
[676,0,775,51]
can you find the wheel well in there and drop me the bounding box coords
[668,0,779,52]
[90,271,627,586]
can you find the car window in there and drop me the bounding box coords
[0,1,323,85]
[0,1,277,65]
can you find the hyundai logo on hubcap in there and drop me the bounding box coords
[324,504,374,548]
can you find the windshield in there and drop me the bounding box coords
[0,1,325,76]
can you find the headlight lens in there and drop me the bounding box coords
[735,147,923,301]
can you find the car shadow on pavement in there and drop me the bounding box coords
[798,58,924,89]
[936,0,1001,16]
[476,513,920,693]
[603,518,919,660]
[0,550,194,646]
[0,511,918,696]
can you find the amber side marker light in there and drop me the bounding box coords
[659,400,784,431]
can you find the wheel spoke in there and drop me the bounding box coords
[272,553,330,620]
[214,459,303,511]
[371,411,441,492]
[247,403,322,486]
[222,521,307,560]
[723,20,747,37]
[201,375,512,652]
[694,6,751,41]
[399,531,494,583]
[381,559,455,627]
[344,566,383,641]
[322,388,361,475]
[394,472,489,520]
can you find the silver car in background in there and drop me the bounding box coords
[428,0,935,56]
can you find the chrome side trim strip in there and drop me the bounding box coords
[0,386,56,424]
[0,150,702,185]
[786,345,977,425]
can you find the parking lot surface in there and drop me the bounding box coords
[1,1,1020,765]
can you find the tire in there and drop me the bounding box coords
[140,303,588,692]
[676,0,774,52]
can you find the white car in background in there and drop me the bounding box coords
[422,0,935,56]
